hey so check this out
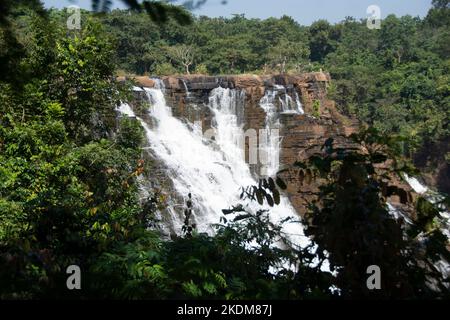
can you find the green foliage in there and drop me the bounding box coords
[266,37,310,73]
[235,177,286,209]
[52,20,122,143]
[295,129,449,298]
[322,13,449,167]
[95,12,310,75]
[0,6,148,299]
[309,19,341,62]
[312,99,321,118]
[194,63,209,75]
[116,117,145,150]
[154,62,178,76]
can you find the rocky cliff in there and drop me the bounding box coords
[122,73,419,218]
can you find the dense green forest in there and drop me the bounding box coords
[0,0,449,299]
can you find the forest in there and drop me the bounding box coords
[0,0,449,300]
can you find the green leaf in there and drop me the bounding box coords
[276,176,287,190]
[265,193,274,207]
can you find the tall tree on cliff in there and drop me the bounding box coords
[165,44,196,74]
[267,37,309,73]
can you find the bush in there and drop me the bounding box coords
[154,63,178,76]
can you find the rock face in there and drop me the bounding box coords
[125,73,416,217]
[414,137,450,195]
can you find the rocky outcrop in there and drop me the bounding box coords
[124,73,417,217]
[414,137,450,195]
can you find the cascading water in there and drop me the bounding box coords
[386,173,450,287]
[258,85,304,177]
[294,92,305,114]
[181,79,192,100]
[120,83,446,285]
[402,173,450,238]
[403,173,429,195]
[118,82,310,249]
[259,89,281,177]
[273,85,305,114]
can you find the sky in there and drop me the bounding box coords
[43,0,432,25]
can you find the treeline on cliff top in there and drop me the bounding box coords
[0,0,449,299]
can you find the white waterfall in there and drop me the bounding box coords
[120,84,310,249]
[294,92,305,115]
[394,173,450,288]
[402,173,450,238]
[259,89,282,177]
[181,79,191,100]
[403,173,428,194]
[132,86,144,92]
[270,85,305,114]
[258,86,304,177]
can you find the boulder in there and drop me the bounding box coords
[133,76,156,87]
[233,75,264,88]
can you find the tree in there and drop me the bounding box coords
[267,38,309,73]
[0,6,147,299]
[166,44,195,74]
[378,15,419,67]
[309,20,340,62]
[1,0,449,300]
[426,0,450,28]
[431,0,449,9]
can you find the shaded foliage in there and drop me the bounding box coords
[295,129,449,298]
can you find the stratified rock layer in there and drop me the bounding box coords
[125,73,416,216]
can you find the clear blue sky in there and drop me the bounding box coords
[43,0,432,25]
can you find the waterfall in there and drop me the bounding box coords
[181,79,191,100]
[387,173,450,288]
[402,173,450,238]
[294,92,305,115]
[259,89,281,177]
[118,84,310,249]
[121,87,445,283]
[403,173,428,194]
[258,85,304,176]
[267,85,305,114]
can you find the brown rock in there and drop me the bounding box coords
[127,73,365,217]
[133,76,156,87]
[116,76,126,83]
[162,76,182,90]
[234,75,264,88]
[313,72,331,82]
